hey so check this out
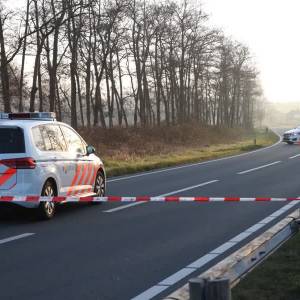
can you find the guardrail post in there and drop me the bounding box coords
[189,278,206,300]
[205,278,231,300]
[189,277,231,300]
[291,219,300,233]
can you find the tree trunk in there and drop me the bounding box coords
[0,15,11,112]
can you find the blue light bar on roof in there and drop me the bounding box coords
[0,112,56,121]
[0,113,9,119]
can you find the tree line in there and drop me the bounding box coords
[0,0,265,129]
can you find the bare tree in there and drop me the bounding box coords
[0,0,263,130]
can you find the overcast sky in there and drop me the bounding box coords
[8,0,300,103]
[201,0,300,103]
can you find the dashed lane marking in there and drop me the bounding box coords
[0,233,35,245]
[237,161,281,175]
[103,180,219,213]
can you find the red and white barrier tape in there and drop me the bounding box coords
[1,196,300,203]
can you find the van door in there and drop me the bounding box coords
[60,125,94,196]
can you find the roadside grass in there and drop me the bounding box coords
[79,125,278,177]
[232,232,300,300]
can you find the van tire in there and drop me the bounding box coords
[92,171,105,205]
[36,180,56,220]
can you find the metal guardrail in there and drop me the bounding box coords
[164,209,300,300]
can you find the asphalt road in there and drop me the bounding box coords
[1,128,300,300]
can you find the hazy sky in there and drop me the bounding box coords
[8,0,300,103]
[202,0,300,103]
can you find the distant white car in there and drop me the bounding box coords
[282,127,300,144]
[0,112,106,219]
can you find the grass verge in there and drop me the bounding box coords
[232,232,300,300]
[79,126,278,177]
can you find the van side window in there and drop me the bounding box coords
[39,126,53,151]
[33,125,67,152]
[45,125,67,151]
[32,126,46,151]
[60,125,86,155]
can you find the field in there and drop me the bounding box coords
[79,125,278,177]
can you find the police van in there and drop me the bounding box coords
[282,127,300,144]
[0,112,106,219]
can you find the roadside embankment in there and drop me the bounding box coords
[232,232,300,300]
[79,125,278,177]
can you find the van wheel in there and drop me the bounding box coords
[36,180,56,220]
[93,172,105,204]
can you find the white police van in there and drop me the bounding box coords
[282,127,300,144]
[0,112,106,219]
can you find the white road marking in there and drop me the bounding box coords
[108,130,282,183]
[159,268,196,286]
[103,180,219,213]
[229,231,252,243]
[258,216,275,224]
[131,200,299,300]
[158,180,219,197]
[237,161,281,175]
[289,154,300,159]
[131,286,169,300]
[245,223,265,233]
[210,242,236,254]
[187,253,219,269]
[0,233,35,245]
[103,202,145,213]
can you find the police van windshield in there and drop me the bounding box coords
[0,127,25,154]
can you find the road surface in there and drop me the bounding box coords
[0,128,299,300]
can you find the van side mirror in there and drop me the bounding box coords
[86,145,96,156]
